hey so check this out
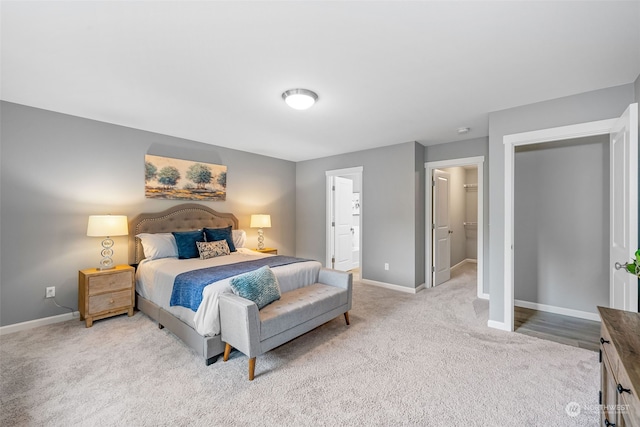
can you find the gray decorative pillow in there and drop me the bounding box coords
[196,240,230,260]
[230,266,281,309]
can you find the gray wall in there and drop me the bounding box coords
[488,83,636,324]
[296,141,425,289]
[514,136,609,313]
[425,136,489,294]
[0,102,296,326]
[414,143,425,286]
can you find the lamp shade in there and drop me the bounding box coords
[87,215,129,237]
[250,214,271,229]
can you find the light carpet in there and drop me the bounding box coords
[1,264,599,426]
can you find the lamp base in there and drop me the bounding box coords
[257,229,265,250]
[98,238,116,270]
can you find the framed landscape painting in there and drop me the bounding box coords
[145,154,227,201]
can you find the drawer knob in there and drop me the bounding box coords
[109,299,114,304]
[617,384,631,394]
[605,418,616,427]
[600,337,610,344]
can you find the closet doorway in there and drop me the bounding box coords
[325,167,363,277]
[425,156,485,298]
[513,135,609,323]
[503,103,638,332]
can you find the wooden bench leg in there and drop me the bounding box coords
[249,357,256,381]
[223,343,232,362]
[344,311,350,325]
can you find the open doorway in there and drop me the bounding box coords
[425,156,485,298]
[510,136,608,349]
[326,167,363,279]
[513,136,609,322]
[502,103,638,332]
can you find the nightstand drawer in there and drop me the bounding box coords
[88,271,132,295]
[89,289,132,314]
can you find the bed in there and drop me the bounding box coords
[128,203,322,365]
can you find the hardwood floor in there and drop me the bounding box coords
[514,306,601,352]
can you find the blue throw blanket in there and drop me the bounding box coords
[170,256,312,311]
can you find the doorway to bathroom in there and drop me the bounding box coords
[325,167,363,279]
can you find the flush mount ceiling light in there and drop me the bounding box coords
[282,88,318,110]
[457,127,471,135]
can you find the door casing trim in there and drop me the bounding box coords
[325,167,363,271]
[425,156,485,299]
[501,118,617,332]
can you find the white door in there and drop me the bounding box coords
[434,169,451,286]
[610,103,638,312]
[333,176,354,271]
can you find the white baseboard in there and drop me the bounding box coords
[450,258,478,273]
[0,311,79,336]
[514,300,600,322]
[450,259,466,272]
[487,320,512,331]
[361,279,424,294]
[478,292,489,300]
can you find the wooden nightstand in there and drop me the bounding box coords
[253,248,277,255]
[78,265,135,328]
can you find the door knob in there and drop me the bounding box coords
[448,230,453,234]
[614,261,628,270]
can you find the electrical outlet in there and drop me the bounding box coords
[384,263,389,271]
[45,286,55,298]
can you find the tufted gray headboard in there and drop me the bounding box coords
[128,203,239,265]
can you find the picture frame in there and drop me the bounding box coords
[144,154,227,201]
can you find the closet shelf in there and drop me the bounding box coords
[463,222,478,227]
[463,183,478,190]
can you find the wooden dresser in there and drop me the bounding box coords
[598,306,640,427]
[79,265,135,327]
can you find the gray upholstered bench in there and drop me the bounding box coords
[219,268,352,380]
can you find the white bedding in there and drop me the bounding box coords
[136,248,322,336]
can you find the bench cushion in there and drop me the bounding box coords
[259,283,348,340]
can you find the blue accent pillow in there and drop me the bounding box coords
[230,266,281,309]
[172,230,204,259]
[203,226,236,252]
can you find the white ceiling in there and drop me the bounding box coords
[2,1,639,162]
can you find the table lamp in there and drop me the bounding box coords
[250,214,271,250]
[87,215,128,270]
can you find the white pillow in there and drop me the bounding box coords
[232,229,247,249]
[136,233,179,260]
